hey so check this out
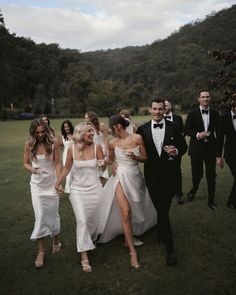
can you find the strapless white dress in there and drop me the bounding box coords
[69,144,104,252]
[30,153,60,240]
[98,146,157,243]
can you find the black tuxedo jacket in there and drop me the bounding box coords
[184,107,219,158]
[172,114,184,134]
[216,112,236,163]
[137,120,187,201]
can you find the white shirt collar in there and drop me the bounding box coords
[152,118,165,126]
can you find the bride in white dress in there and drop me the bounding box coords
[55,122,106,273]
[98,115,157,268]
[24,119,61,268]
[59,120,74,193]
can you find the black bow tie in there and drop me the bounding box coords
[202,109,209,115]
[165,115,171,119]
[153,123,163,129]
[233,114,236,120]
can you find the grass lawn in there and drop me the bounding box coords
[0,117,235,295]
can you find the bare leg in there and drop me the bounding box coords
[35,238,46,268]
[115,182,139,268]
[80,251,92,272]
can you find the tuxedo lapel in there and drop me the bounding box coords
[227,112,236,135]
[163,122,172,146]
[196,108,205,130]
[145,121,159,156]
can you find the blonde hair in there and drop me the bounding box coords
[28,119,54,159]
[73,122,93,150]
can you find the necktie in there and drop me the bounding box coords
[202,109,208,115]
[165,116,171,120]
[233,114,236,120]
[153,123,163,129]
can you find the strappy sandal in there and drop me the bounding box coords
[125,238,144,247]
[130,252,139,269]
[81,260,92,273]
[52,242,61,254]
[35,252,45,268]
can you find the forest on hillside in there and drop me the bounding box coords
[0,5,235,119]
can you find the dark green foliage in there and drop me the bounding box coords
[0,5,236,116]
[209,49,236,112]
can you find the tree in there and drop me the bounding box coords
[209,49,236,112]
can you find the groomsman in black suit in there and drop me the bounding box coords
[184,90,219,210]
[137,99,187,266]
[164,99,187,204]
[216,101,236,209]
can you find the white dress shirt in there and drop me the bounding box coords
[200,106,210,132]
[151,119,165,156]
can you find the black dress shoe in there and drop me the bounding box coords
[208,202,217,210]
[187,191,195,201]
[157,235,163,244]
[166,252,177,266]
[226,203,236,210]
[175,194,184,205]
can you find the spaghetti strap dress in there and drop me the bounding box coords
[69,143,104,252]
[30,149,60,240]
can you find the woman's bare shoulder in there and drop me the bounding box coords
[109,137,118,147]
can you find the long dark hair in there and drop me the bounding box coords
[39,114,55,136]
[109,115,129,134]
[61,120,74,140]
[85,111,100,131]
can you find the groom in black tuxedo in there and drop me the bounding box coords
[184,90,219,210]
[216,101,236,209]
[137,99,187,266]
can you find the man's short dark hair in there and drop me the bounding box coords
[198,89,209,96]
[150,98,165,107]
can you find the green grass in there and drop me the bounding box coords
[0,118,236,295]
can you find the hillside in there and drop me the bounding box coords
[0,5,235,118]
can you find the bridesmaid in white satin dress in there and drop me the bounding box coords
[84,111,109,186]
[98,115,157,269]
[58,120,74,193]
[55,122,105,273]
[23,119,61,268]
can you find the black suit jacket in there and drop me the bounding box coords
[137,120,187,202]
[184,108,219,158]
[172,114,184,134]
[216,112,236,163]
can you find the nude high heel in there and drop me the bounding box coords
[35,252,45,268]
[81,260,92,273]
[52,242,61,254]
[130,252,139,269]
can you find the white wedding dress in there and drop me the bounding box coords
[69,144,104,252]
[61,136,73,193]
[98,146,157,243]
[30,150,60,240]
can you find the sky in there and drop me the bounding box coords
[0,0,235,52]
